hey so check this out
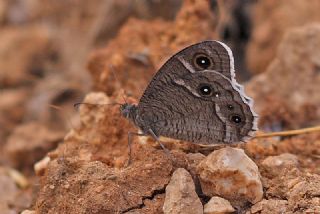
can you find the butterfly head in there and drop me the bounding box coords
[120,103,137,121]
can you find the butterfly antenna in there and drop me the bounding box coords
[109,64,128,104]
[73,102,122,109]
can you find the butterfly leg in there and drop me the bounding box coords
[127,131,146,166]
[148,129,173,161]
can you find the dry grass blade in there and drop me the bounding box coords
[254,125,320,138]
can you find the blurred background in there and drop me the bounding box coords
[1,0,320,213]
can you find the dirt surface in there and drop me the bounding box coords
[246,0,320,74]
[0,1,319,214]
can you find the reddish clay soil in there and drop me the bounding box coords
[0,1,319,214]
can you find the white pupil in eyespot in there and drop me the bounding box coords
[201,60,206,64]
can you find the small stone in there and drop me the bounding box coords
[95,185,104,193]
[251,199,288,213]
[197,147,263,206]
[64,183,70,189]
[7,167,29,189]
[204,196,235,214]
[187,153,206,171]
[262,153,298,172]
[163,168,203,214]
[21,210,36,214]
[144,163,153,168]
[34,156,51,176]
[106,175,117,180]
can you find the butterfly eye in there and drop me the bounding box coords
[194,54,212,69]
[198,84,213,96]
[230,114,242,124]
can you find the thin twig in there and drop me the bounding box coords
[254,125,320,138]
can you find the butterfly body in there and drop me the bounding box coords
[120,41,258,145]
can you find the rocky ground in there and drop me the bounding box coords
[0,1,319,214]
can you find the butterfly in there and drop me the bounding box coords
[120,41,258,152]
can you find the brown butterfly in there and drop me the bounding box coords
[120,41,258,151]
